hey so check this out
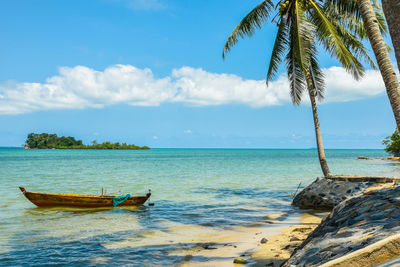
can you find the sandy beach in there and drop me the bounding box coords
[251,212,323,266]
[173,211,324,266]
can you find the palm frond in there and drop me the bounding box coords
[329,18,378,70]
[222,0,274,59]
[321,0,391,64]
[372,0,393,54]
[266,19,289,85]
[286,19,307,105]
[309,49,325,102]
[308,0,364,80]
[292,1,315,71]
[293,1,305,69]
[324,0,360,17]
[372,0,389,36]
[324,0,389,36]
[322,1,367,39]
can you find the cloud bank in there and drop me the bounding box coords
[0,64,387,115]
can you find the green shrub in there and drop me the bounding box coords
[382,130,400,156]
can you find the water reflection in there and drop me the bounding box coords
[1,148,396,265]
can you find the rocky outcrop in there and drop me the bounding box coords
[286,187,400,266]
[292,176,399,210]
[357,156,400,160]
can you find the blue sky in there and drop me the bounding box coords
[0,0,397,148]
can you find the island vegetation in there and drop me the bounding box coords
[24,133,150,150]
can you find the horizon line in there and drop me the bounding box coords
[0,146,385,150]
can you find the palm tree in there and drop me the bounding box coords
[382,0,400,71]
[223,0,373,177]
[328,0,400,130]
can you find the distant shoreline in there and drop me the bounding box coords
[23,147,150,150]
[0,147,388,150]
[24,133,150,150]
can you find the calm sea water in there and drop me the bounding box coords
[0,148,398,266]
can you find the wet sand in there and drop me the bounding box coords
[170,212,324,266]
[251,212,323,266]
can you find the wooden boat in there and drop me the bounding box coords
[19,187,151,208]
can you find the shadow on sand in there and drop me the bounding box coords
[1,186,306,266]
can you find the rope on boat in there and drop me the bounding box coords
[112,194,131,207]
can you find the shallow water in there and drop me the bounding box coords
[0,148,398,266]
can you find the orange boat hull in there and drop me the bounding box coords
[19,187,150,207]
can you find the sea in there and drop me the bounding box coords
[0,148,398,266]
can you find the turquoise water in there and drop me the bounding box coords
[0,148,398,266]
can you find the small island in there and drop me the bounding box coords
[24,133,150,150]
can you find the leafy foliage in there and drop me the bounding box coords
[382,130,400,156]
[223,0,381,107]
[223,0,391,177]
[24,133,150,150]
[222,0,274,59]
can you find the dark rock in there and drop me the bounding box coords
[202,244,217,250]
[334,231,354,238]
[290,236,301,241]
[287,186,400,267]
[304,255,322,265]
[292,176,400,210]
[260,237,268,244]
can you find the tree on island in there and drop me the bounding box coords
[24,133,150,150]
[223,0,378,177]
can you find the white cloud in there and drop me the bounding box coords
[0,64,388,115]
[324,67,385,102]
[0,64,175,114]
[173,67,290,107]
[184,129,192,134]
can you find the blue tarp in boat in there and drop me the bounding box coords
[112,194,131,207]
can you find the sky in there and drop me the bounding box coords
[0,0,398,148]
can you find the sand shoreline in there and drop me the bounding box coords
[174,211,324,266]
[251,212,323,266]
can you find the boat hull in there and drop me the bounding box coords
[19,187,150,207]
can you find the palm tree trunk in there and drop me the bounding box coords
[382,0,400,71]
[306,74,332,178]
[358,0,400,130]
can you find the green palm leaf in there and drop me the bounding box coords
[330,19,378,69]
[266,19,288,85]
[222,0,273,59]
[308,0,364,80]
[325,0,388,36]
[286,16,307,105]
[372,1,389,36]
[309,49,325,102]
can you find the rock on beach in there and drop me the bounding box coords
[286,186,400,266]
[292,176,398,210]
